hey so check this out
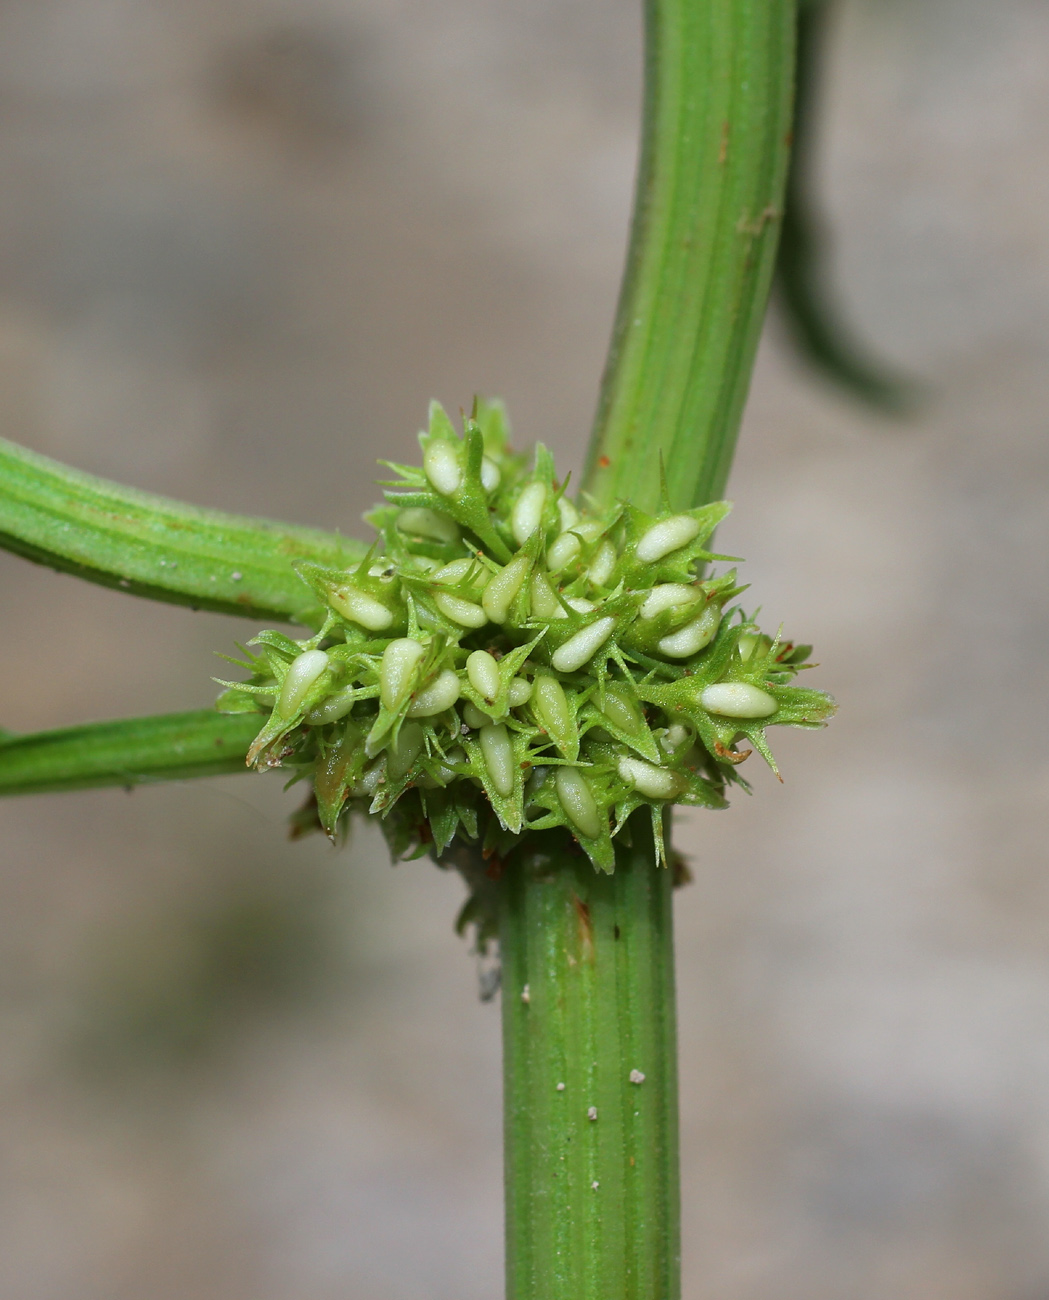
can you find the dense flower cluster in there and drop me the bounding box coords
[216,401,834,873]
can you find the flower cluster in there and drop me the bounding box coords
[216,400,835,873]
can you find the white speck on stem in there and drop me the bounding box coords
[556,1082,565,1091]
[591,1181,600,1191]
[587,1107,598,1121]
[521,984,530,1004]
[231,571,243,581]
[629,1069,646,1085]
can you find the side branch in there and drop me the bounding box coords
[0,437,365,623]
[0,709,259,795]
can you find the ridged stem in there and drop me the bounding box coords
[500,819,678,1300]
[0,437,363,623]
[582,0,796,514]
[0,709,258,795]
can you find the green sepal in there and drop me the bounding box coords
[313,718,370,838]
[214,688,269,715]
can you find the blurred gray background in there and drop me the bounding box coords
[1,0,1048,1296]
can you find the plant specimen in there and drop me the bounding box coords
[0,1,835,1296]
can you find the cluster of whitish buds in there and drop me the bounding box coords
[216,400,835,874]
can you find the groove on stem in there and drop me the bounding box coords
[0,709,259,795]
[500,819,679,1300]
[583,0,796,515]
[0,437,363,623]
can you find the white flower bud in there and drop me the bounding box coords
[380,638,426,711]
[565,597,595,614]
[555,767,602,839]
[657,602,720,658]
[328,585,395,631]
[551,616,616,673]
[700,682,778,718]
[598,685,645,737]
[306,684,358,725]
[639,583,702,621]
[532,675,572,751]
[546,531,581,573]
[467,649,502,702]
[432,557,476,584]
[738,633,760,662]
[433,591,488,628]
[587,540,617,588]
[557,497,580,531]
[423,440,463,496]
[396,507,460,544]
[354,762,384,797]
[388,723,425,778]
[617,756,685,800]
[407,669,461,717]
[659,723,691,754]
[530,570,567,619]
[511,482,547,545]
[507,677,532,707]
[479,723,515,797]
[480,456,501,492]
[482,554,531,623]
[277,649,330,719]
[461,701,488,729]
[635,514,702,563]
[435,747,466,783]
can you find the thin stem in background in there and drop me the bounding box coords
[773,0,912,412]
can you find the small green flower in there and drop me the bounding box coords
[216,400,836,874]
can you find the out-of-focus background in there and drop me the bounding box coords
[1,0,1048,1295]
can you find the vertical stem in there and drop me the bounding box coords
[498,3,796,1295]
[500,819,679,1300]
[582,0,796,514]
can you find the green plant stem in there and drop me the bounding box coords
[502,3,796,1294]
[0,437,364,623]
[500,819,678,1300]
[582,0,796,515]
[0,710,258,795]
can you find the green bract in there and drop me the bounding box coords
[216,400,836,874]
